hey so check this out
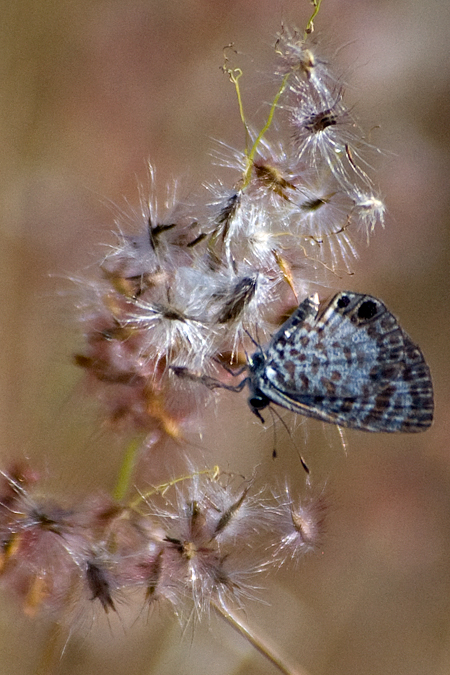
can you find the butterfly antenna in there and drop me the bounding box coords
[268,406,278,458]
[243,326,262,352]
[270,407,310,474]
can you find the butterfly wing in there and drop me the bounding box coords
[255,292,433,432]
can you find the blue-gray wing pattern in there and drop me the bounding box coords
[249,292,433,432]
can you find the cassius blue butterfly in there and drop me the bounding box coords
[173,291,433,432]
[245,291,433,432]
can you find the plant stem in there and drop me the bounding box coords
[213,601,312,675]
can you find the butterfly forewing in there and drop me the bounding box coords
[248,292,433,432]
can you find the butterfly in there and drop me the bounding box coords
[246,291,433,432]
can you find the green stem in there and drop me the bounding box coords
[241,72,291,188]
[304,0,324,38]
[128,466,220,511]
[113,436,144,501]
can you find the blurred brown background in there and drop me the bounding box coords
[0,1,449,674]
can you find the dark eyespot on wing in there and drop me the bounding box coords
[357,299,378,321]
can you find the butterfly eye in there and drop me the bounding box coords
[248,393,269,410]
[249,352,265,370]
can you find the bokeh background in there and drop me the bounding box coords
[1,1,449,674]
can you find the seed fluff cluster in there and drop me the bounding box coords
[73,26,385,446]
[0,466,323,621]
[2,21,385,671]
